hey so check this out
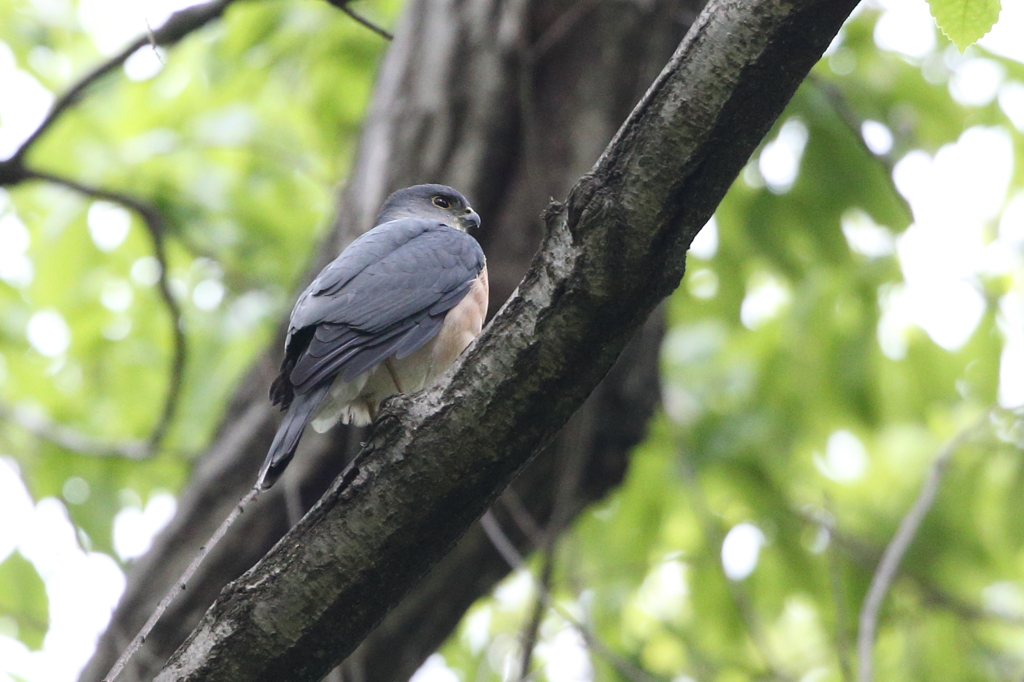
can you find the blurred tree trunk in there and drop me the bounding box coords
[80,1,700,680]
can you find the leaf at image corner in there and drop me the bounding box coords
[927,0,1002,51]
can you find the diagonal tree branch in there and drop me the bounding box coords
[856,412,990,682]
[526,0,600,61]
[807,74,914,225]
[0,402,149,459]
[2,0,237,170]
[516,541,552,681]
[81,0,686,675]
[152,0,860,680]
[322,0,394,41]
[104,486,263,682]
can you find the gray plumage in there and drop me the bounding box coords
[258,185,485,489]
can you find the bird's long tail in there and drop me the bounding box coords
[257,382,332,489]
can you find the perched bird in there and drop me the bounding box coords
[257,184,488,489]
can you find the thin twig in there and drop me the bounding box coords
[479,512,665,682]
[7,0,236,167]
[515,0,602,217]
[807,74,914,226]
[915,579,1024,625]
[103,485,262,682]
[517,542,553,681]
[322,0,394,40]
[797,501,1024,628]
[514,403,595,680]
[678,459,790,680]
[481,510,528,568]
[856,414,989,682]
[525,0,599,62]
[499,489,546,547]
[144,20,166,65]
[0,402,149,459]
[23,169,187,453]
[8,35,146,166]
[822,496,855,682]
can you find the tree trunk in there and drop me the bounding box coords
[81,0,700,680]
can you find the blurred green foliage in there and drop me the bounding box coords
[0,0,390,659]
[440,10,1024,682]
[1,2,1023,682]
[0,551,47,650]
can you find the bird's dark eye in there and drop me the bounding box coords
[432,196,451,209]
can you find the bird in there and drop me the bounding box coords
[257,184,488,489]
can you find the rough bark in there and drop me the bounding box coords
[82,0,698,680]
[146,0,859,680]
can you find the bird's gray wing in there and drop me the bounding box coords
[286,218,484,393]
[285,219,433,334]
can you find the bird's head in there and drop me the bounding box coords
[376,184,481,232]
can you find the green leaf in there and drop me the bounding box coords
[0,551,49,650]
[927,0,1002,51]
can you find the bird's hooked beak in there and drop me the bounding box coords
[459,208,481,232]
